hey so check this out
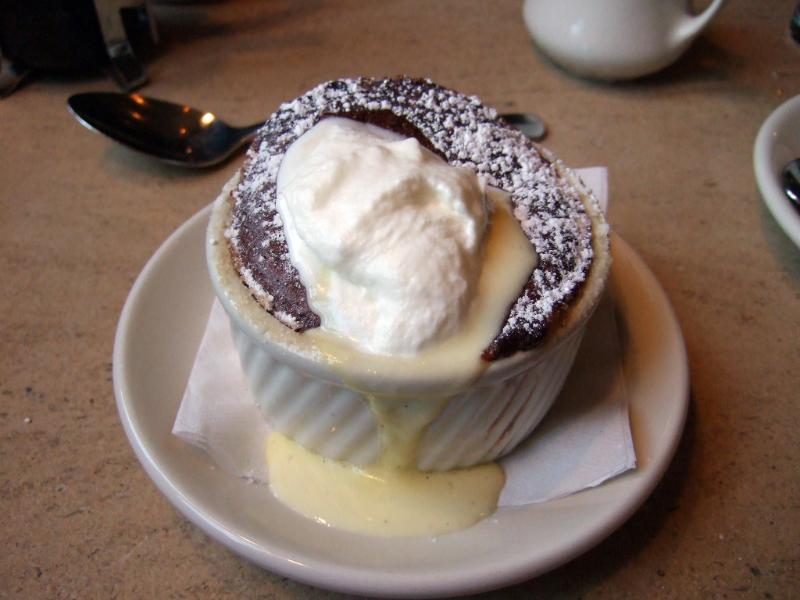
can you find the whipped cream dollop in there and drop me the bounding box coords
[276,117,489,355]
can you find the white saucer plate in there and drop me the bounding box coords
[113,206,688,598]
[754,94,800,248]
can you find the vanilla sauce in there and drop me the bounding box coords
[266,190,535,536]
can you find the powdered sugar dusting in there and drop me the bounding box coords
[226,77,596,358]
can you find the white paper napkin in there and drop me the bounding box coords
[173,167,636,505]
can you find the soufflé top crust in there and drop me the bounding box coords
[224,77,605,360]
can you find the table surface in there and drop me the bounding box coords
[2,1,798,598]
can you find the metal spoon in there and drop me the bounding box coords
[782,158,800,211]
[67,92,547,168]
[67,93,261,167]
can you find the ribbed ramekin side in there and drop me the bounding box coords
[417,329,585,470]
[229,314,587,471]
[231,326,381,466]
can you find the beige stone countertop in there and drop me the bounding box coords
[1,1,798,598]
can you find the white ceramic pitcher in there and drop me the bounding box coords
[522,0,726,80]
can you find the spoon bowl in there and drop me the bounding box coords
[67,92,547,168]
[68,93,261,167]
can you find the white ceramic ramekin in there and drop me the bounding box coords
[207,170,609,471]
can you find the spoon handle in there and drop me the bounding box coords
[235,123,264,146]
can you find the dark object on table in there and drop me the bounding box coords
[791,3,800,43]
[0,0,158,97]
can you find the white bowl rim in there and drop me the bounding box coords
[753,93,800,248]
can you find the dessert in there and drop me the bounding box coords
[225,77,604,360]
[207,77,610,536]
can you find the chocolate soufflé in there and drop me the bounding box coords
[223,77,608,359]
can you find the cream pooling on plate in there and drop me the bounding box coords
[276,117,491,355]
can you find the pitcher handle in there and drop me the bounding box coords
[675,0,727,44]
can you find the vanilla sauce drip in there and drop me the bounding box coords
[266,190,535,536]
